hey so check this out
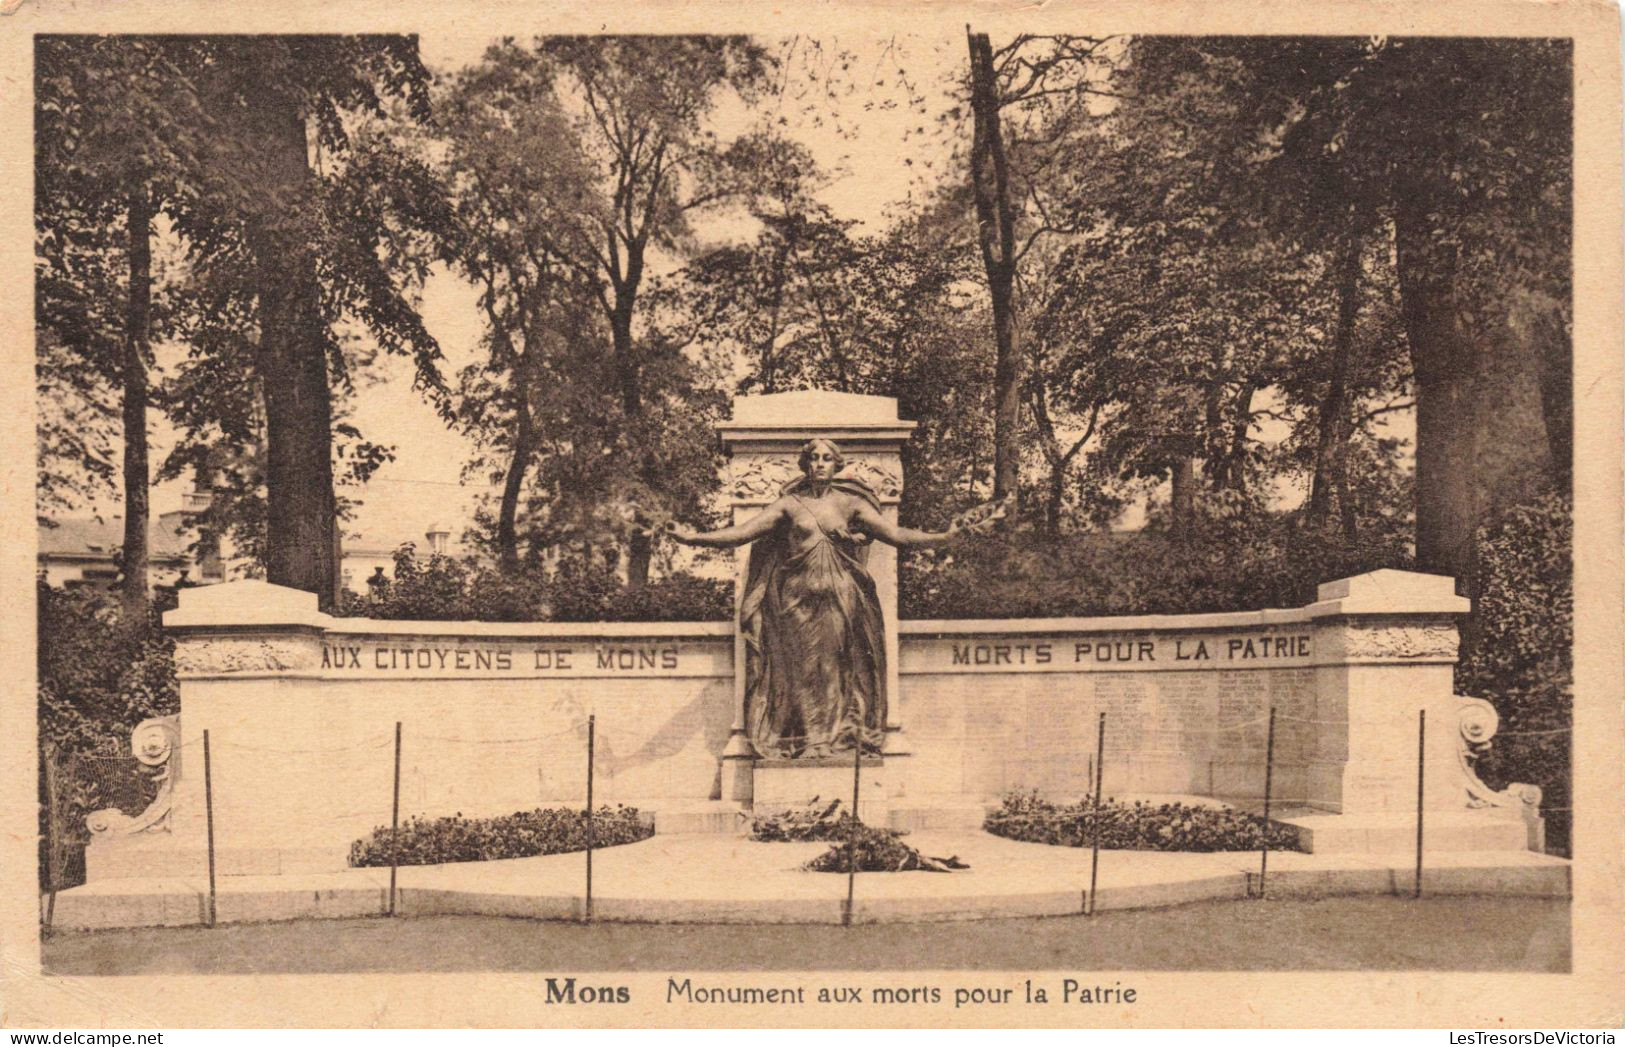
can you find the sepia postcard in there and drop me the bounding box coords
[0,0,1620,1030]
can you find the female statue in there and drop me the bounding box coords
[667,439,999,759]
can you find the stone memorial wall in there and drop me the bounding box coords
[138,583,736,876]
[97,567,1488,878]
[896,615,1388,809]
[84,392,1532,880]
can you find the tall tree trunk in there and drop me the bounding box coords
[1396,199,1557,591]
[1029,388,1099,536]
[254,97,337,608]
[120,185,152,614]
[1046,462,1066,535]
[1308,232,1364,528]
[1223,381,1260,493]
[1530,303,1572,496]
[609,272,653,588]
[194,461,223,581]
[1027,386,1064,535]
[497,368,536,572]
[1394,199,1478,585]
[967,30,1022,507]
[610,293,642,418]
[1200,343,1228,488]
[1336,473,1359,542]
[1169,456,1195,535]
[758,220,799,394]
[625,530,653,588]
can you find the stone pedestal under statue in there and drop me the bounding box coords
[714,390,917,812]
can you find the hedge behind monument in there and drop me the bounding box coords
[336,546,733,622]
[899,495,1413,620]
[37,582,180,890]
[1457,493,1573,856]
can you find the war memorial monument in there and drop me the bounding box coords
[56,391,1558,926]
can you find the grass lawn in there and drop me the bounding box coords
[41,896,1568,975]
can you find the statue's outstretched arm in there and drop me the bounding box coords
[668,501,786,548]
[851,500,957,549]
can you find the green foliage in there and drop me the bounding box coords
[1458,494,1572,854]
[984,792,1304,852]
[903,497,1411,619]
[348,805,652,867]
[37,581,178,754]
[337,545,731,622]
[34,37,199,525]
[438,38,785,576]
[37,580,180,890]
[545,559,734,623]
[158,37,447,593]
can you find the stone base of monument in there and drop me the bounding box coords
[750,758,890,824]
[84,834,201,881]
[647,797,991,835]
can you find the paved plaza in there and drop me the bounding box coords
[51,828,1570,932]
[41,895,1571,975]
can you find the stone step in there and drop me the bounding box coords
[1282,811,1533,854]
[46,839,1572,932]
[651,803,751,835]
[1251,857,1570,900]
[887,805,990,832]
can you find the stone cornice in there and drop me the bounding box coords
[716,425,918,450]
[321,619,733,640]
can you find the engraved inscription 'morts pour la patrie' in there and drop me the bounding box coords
[669,438,993,759]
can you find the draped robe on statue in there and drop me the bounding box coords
[739,476,888,758]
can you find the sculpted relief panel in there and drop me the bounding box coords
[173,636,319,676]
[729,455,902,503]
[841,459,904,502]
[1341,620,1459,660]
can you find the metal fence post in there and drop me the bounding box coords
[1415,708,1426,899]
[41,744,61,938]
[844,740,861,927]
[1259,706,1277,899]
[1087,712,1106,916]
[585,714,595,923]
[203,729,217,928]
[389,721,402,917]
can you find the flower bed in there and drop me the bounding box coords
[750,799,968,873]
[984,792,1303,852]
[348,805,652,867]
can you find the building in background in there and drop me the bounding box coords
[335,478,485,593]
[37,507,201,592]
[39,479,491,597]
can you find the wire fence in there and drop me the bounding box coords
[40,703,1571,934]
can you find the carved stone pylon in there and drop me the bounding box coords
[715,391,918,803]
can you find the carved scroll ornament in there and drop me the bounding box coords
[1456,696,1544,813]
[86,716,180,837]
